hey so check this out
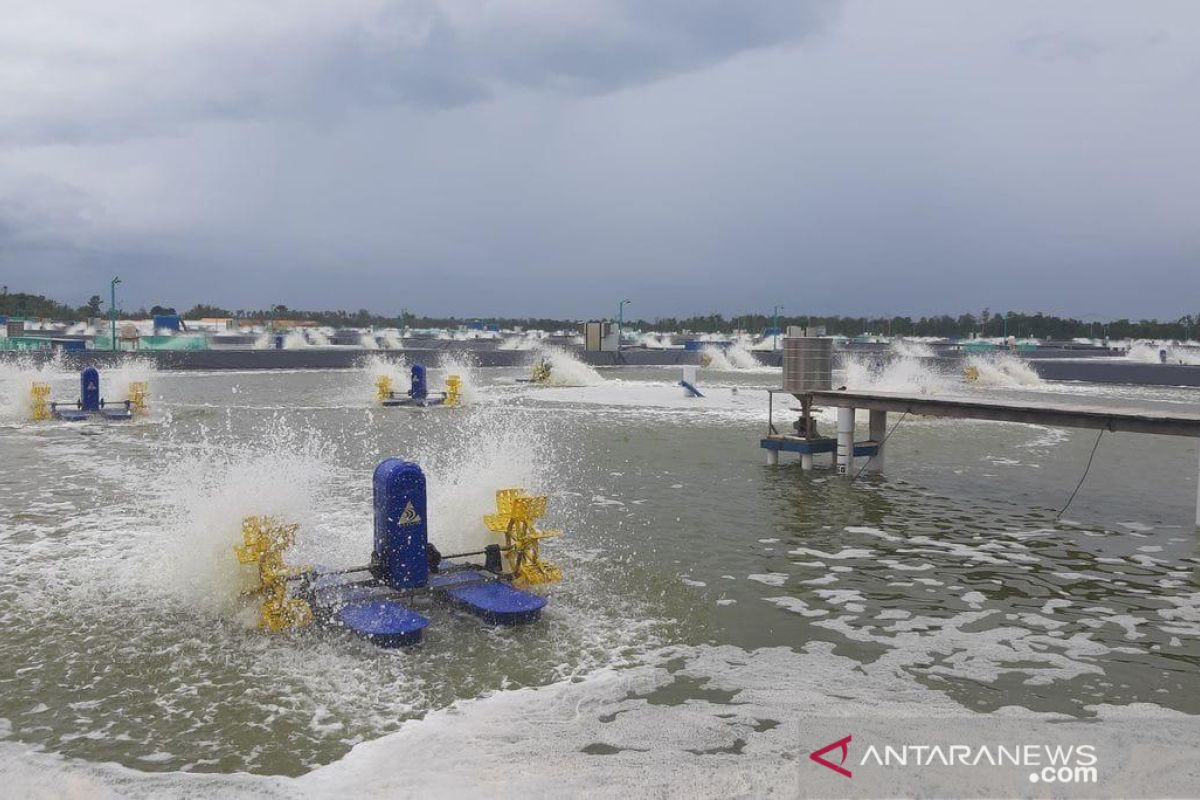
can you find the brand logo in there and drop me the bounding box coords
[809,734,1099,786]
[811,735,853,778]
[397,501,422,526]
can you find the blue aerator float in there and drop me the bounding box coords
[30,367,149,422]
[375,364,461,408]
[235,460,561,647]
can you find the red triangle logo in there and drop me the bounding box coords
[810,734,853,778]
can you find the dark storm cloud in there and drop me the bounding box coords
[0,1,835,145]
[1,1,1198,318]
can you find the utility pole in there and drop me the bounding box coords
[772,304,784,350]
[110,276,121,352]
[618,299,631,344]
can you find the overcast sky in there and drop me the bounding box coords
[1,1,1197,320]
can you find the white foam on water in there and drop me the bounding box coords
[2,641,1194,798]
[359,333,379,350]
[524,380,767,422]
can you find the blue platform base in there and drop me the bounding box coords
[430,569,547,625]
[337,600,429,648]
[302,564,547,647]
[381,394,446,408]
[51,407,133,422]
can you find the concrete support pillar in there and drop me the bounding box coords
[767,448,779,467]
[867,409,887,472]
[800,452,814,471]
[1195,442,1200,528]
[837,407,855,475]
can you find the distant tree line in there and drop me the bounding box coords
[643,310,1200,340]
[2,289,1198,340]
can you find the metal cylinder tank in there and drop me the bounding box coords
[782,337,832,393]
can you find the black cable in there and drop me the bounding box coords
[851,410,909,481]
[1056,428,1106,521]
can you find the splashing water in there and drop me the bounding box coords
[963,353,1043,386]
[700,340,766,370]
[410,407,562,554]
[890,338,936,358]
[842,351,1042,393]
[842,354,956,394]
[361,354,409,396]
[700,345,735,370]
[532,346,603,386]
[379,330,403,350]
[134,406,561,612]
[435,352,482,405]
[0,352,69,424]
[1125,341,1200,365]
[103,357,158,405]
[499,331,547,350]
[133,421,337,616]
[359,333,379,350]
[634,332,676,349]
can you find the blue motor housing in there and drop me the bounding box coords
[371,459,429,589]
[81,367,100,411]
[409,364,428,400]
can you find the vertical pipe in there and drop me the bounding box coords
[837,407,855,475]
[1196,442,1200,528]
[801,452,813,471]
[766,447,779,466]
[110,277,119,352]
[867,409,887,472]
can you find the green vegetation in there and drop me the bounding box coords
[3,289,1197,340]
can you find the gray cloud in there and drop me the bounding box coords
[0,1,835,145]
[1,1,1198,319]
